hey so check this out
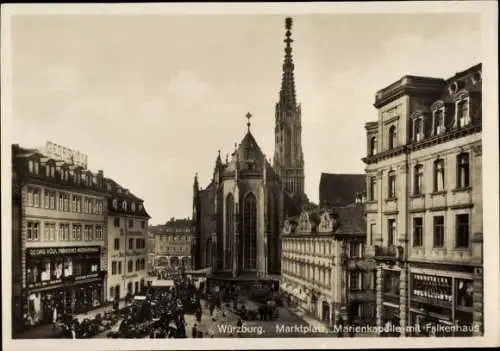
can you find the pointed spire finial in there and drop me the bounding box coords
[246,112,252,132]
[278,17,296,110]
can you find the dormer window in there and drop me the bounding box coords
[112,199,118,209]
[369,136,377,156]
[131,202,136,212]
[28,160,34,173]
[33,162,39,175]
[122,201,127,211]
[413,117,424,142]
[138,204,143,211]
[388,125,397,149]
[471,71,482,85]
[433,108,446,135]
[45,165,50,177]
[50,166,55,178]
[456,98,470,127]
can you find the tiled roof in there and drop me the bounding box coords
[330,203,366,235]
[319,173,366,208]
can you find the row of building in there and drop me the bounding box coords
[11,143,150,335]
[188,17,482,336]
[278,63,483,337]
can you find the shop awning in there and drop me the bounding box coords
[151,279,174,287]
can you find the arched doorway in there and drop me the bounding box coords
[322,301,330,322]
[243,193,257,270]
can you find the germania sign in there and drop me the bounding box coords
[40,141,88,168]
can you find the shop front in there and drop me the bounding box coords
[23,246,105,327]
[409,272,474,336]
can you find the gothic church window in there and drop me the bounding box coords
[225,194,234,270]
[243,193,257,270]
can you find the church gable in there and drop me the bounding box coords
[297,210,312,234]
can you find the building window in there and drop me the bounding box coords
[72,224,82,241]
[243,193,257,270]
[44,190,50,209]
[50,191,56,209]
[114,238,120,250]
[122,201,127,211]
[433,108,446,135]
[141,220,146,229]
[368,176,376,201]
[456,98,470,127]
[388,125,397,149]
[369,136,377,156]
[413,164,424,195]
[128,260,133,273]
[433,216,445,248]
[128,238,133,250]
[114,217,120,228]
[33,188,41,207]
[413,117,424,142]
[112,199,118,209]
[135,259,140,271]
[456,214,470,248]
[33,162,39,175]
[43,223,56,241]
[433,159,445,192]
[349,241,361,258]
[118,262,122,274]
[84,225,93,241]
[95,225,103,240]
[58,223,70,241]
[456,153,470,189]
[28,160,34,173]
[128,220,133,228]
[27,222,40,241]
[387,171,396,199]
[388,219,396,246]
[112,262,117,275]
[412,217,423,247]
[349,271,361,290]
[131,202,136,212]
[369,223,375,246]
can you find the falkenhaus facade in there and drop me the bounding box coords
[362,63,482,336]
[11,144,150,336]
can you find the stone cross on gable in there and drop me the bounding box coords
[246,112,252,132]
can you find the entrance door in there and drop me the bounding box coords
[322,301,330,322]
[115,285,121,300]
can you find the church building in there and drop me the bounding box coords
[192,17,307,287]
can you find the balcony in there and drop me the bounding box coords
[349,289,376,302]
[373,245,404,263]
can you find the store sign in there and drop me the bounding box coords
[411,273,453,303]
[27,279,63,289]
[27,246,101,257]
[74,272,100,281]
[40,141,88,168]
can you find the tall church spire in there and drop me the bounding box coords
[279,17,296,110]
[273,17,305,199]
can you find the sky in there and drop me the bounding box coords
[9,12,483,225]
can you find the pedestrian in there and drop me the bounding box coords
[192,323,198,338]
[70,324,77,339]
[52,306,58,332]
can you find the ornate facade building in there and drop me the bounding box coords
[192,17,307,288]
[280,197,376,327]
[151,218,194,270]
[11,143,150,335]
[362,63,483,336]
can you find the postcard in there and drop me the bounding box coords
[1,1,498,350]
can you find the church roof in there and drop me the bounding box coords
[224,130,278,179]
[319,173,366,207]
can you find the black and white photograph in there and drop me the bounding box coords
[1,2,498,350]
